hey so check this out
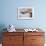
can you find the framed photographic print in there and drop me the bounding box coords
[17,7,34,19]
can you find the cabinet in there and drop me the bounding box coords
[2,32,24,46]
[24,32,45,46]
[2,32,45,46]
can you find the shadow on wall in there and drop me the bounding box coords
[0,24,7,43]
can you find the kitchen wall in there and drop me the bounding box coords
[0,0,46,43]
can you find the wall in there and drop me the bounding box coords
[0,0,46,30]
[0,0,46,43]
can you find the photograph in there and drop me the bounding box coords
[17,7,34,19]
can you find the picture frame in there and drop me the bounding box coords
[17,7,34,19]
